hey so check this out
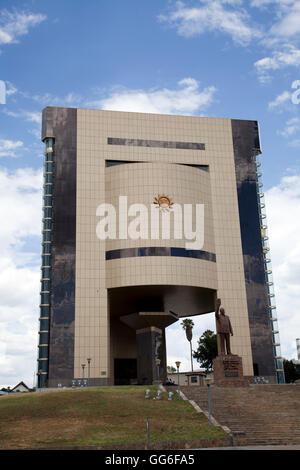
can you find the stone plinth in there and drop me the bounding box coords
[213,354,249,387]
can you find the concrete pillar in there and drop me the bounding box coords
[136,327,164,385]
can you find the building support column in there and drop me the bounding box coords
[136,327,164,385]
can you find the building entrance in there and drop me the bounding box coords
[114,358,137,385]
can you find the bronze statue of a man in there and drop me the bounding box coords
[215,298,233,355]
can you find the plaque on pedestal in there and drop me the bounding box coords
[213,354,249,387]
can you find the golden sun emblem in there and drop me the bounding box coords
[153,194,174,212]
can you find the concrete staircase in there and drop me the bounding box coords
[181,385,300,446]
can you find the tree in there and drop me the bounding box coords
[181,318,195,371]
[283,359,300,383]
[193,330,218,372]
[167,365,176,373]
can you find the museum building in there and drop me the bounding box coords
[37,106,285,387]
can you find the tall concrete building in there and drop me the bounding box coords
[37,107,285,387]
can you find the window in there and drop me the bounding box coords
[105,160,139,167]
[179,163,209,171]
[42,243,51,254]
[106,246,216,262]
[43,231,52,242]
[108,137,205,150]
[43,219,52,230]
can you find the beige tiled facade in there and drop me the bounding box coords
[74,109,253,380]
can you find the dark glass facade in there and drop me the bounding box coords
[39,107,77,387]
[231,119,283,382]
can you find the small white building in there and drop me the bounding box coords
[11,381,31,393]
[167,370,210,387]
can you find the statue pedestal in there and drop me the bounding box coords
[213,354,249,387]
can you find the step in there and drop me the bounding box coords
[181,385,300,446]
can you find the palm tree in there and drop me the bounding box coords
[181,318,195,372]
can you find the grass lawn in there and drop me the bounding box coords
[0,386,226,449]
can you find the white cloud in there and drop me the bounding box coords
[275,116,300,146]
[158,0,261,46]
[0,139,23,158]
[270,1,300,38]
[90,78,217,115]
[278,117,300,137]
[3,109,41,124]
[0,167,42,388]
[5,81,18,96]
[250,1,300,47]
[28,91,83,107]
[1,80,83,109]
[251,0,295,8]
[254,45,300,82]
[250,1,300,81]
[0,9,46,46]
[2,108,42,140]
[23,111,41,124]
[0,167,42,246]
[268,90,292,109]
[157,2,300,84]
[265,175,300,360]
[3,79,216,119]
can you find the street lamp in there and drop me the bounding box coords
[175,361,181,400]
[155,358,161,392]
[87,358,92,387]
[204,376,213,426]
[81,363,86,380]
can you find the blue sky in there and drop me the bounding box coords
[1,0,300,387]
